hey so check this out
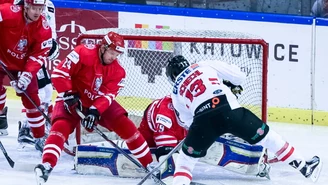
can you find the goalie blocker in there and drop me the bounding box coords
[75,135,270,179]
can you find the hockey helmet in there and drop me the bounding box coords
[24,0,46,5]
[101,31,125,54]
[166,55,190,84]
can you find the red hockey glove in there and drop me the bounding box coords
[82,108,100,132]
[62,91,82,114]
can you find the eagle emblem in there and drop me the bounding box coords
[94,76,102,91]
[16,39,28,52]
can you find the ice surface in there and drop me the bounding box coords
[0,100,327,185]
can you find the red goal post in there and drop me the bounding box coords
[75,28,268,144]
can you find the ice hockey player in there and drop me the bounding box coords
[165,55,323,185]
[0,0,52,151]
[138,95,270,182]
[74,95,269,181]
[12,0,58,147]
[34,31,154,184]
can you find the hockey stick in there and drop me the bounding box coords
[75,108,166,185]
[0,61,75,155]
[0,140,36,171]
[0,60,50,123]
[0,140,14,168]
[137,138,185,185]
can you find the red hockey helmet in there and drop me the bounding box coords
[101,31,125,53]
[24,0,46,6]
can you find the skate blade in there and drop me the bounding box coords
[17,143,34,151]
[0,129,8,136]
[35,168,46,185]
[310,160,323,182]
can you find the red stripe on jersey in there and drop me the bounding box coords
[276,142,289,156]
[280,147,295,162]
[174,172,192,180]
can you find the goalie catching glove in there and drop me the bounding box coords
[223,80,243,98]
[82,108,100,132]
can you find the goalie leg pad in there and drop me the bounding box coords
[200,136,266,176]
[75,145,157,177]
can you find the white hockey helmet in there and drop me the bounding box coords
[24,0,46,6]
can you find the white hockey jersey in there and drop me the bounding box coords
[171,60,246,129]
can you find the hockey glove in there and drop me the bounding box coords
[48,39,60,60]
[82,108,100,132]
[223,80,243,98]
[63,91,82,114]
[10,71,32,93]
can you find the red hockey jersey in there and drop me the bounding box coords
[0,4,52,75]
[139,95,186,148]
[0,0,13,3]
[51,44,126,114]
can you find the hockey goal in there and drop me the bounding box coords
[75,28,268,144]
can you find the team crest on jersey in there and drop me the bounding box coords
[10,5,21,13]
[93,76,103,91]
[14,37,28,52]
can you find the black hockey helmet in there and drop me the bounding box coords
[166,55,190,84]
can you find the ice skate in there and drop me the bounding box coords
[299,156,322,182]
[17,121,35,145]
[257,149,271,180]
[0,106,8,136]
[35,134,48,152]
[34,163,53,185]
[257,162,271,180]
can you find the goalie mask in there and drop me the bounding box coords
[166,55,190,85]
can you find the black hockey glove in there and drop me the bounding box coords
[48,39,60,60]
[63,91,82,114]
[82,108,100,132]
[223,80,243,98]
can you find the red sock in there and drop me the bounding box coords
[112,116,153,167]
[0,87,6,111]
[42,120,70,167]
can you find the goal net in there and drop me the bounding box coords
[75,28,268,144]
